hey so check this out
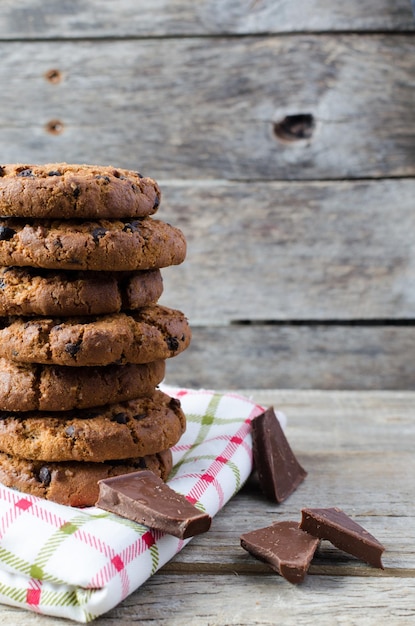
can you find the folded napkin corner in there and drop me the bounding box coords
[0,386,269,622]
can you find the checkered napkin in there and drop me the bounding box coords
[0,386,285,623]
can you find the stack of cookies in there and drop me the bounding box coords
[0,163,191,507]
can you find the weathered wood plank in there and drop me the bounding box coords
[2,576,415,626]
[0,36,414,179]
[158,179,415,322]
[96,576,415,625]
[0,0,413,38]
[164,325,415,389]
[244,387,415,410]
[157,178,415,390]
[198,388,415,455]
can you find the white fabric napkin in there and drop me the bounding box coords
[0,386,285,622]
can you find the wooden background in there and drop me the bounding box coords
[0,1,414,389]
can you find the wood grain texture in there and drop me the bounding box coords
[0,390,412,625]
[0,0,413,38]
[158,179,415,322]
[0,36,414,179]
[3,577,415,626]
[165,324,415,389]
[158,178,415,389]
[0,3,413,391]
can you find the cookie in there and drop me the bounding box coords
[0,449,172,507]
[0,358,165,411]
[0,304,191,366]
[0,390,186,462]
[0,163,161,219]
[0,266,163,316]
[0,217,186,271]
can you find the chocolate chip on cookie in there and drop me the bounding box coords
[0,449,173,506]
[0,305,191,366]
[0,391,186,462]
[0,358,166,411]
[0,163,161,219]
[0,217,186,271]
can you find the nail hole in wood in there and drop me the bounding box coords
[45,119,64,135]
[45,69,62,84]
[273,114,315,142]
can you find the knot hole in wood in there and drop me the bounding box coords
[45,119,64,135]
[44,69,62,84]
[273,114,315,142]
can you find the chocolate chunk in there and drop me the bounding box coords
[300,507,385,569]
[16,168,34,177]
[166,336,180,352]
[96,470,212,539]
[65,425,76,437]
[95,175,111,183]
[38,466,52,486]
[48,170,62,176]
[65,341,82,356]
[251,407,307,503]
[122,220,140,233]
[169,397,181,410]
[0,226,16,241]
[133,413,147,421]
[112,412,128,424]
[240,521,319,584]
[91,227,108,243]
[153,194,160,210]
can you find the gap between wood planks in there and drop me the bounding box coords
[230,320,415,327]
[162,561,415,578]
[0,30,414,44]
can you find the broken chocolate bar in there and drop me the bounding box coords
[240,520,319,584]
[96,470,212,539]
[251,406,307,502]
[300,507,385,569]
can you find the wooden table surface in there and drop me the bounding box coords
[1,389,413,625]
[1,1,415,391]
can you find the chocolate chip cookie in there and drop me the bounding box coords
[0,217,186,271]
[0,391,185,462]
[0,266,163,316]
[0,449,172,507]
[0,358,165,411]
[0,304,191,366]
[0,163,161,219]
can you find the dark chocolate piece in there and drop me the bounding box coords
[0,226,16,241]
[251,407,307,502]
[96,470,212,539]
[240,521,319,584]
[300,507,385,569]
